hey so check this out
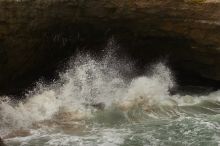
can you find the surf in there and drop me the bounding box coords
[0,40,220,146]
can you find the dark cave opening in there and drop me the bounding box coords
[1,24,220,97]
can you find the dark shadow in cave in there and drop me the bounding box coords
[1,26,220,98]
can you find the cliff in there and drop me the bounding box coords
[1,0,220,95]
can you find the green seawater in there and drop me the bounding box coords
[4,101,220,146]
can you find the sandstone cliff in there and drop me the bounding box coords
[0,0,220,95]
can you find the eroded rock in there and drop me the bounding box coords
[1,0,220,95]
[0,137,5,146]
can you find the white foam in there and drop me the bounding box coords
[1,39,220,143]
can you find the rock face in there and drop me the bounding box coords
[0,137,5,146]
[0,0,220,95]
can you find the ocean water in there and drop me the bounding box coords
[0,41,220,146]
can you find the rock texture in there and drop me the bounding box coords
[0,0,220,95]
[0,137,5,146]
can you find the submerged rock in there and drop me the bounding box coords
[84,102,106,111]
[1,0,220,95]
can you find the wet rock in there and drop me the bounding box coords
[0,137,5,146]
[83,102,106,110]
[3,130,31,139]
